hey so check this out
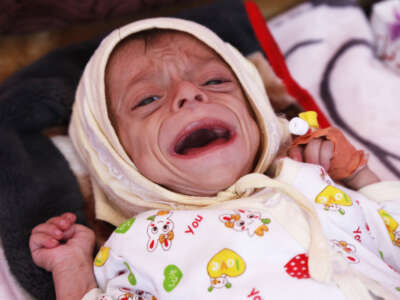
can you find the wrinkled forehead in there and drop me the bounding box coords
[132,30,218,57]
[106,29,229,77]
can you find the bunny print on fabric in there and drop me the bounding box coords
[146,210,175,252]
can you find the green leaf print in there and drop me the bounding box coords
[261,218,271,224]
[123,262,137,286]
[163,264,183,292]
[115,218,136,234]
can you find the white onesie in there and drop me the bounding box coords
[83,159,400,300]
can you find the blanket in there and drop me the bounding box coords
[268,0,400,181]
[0,0,185,34]
[1,0,392,299]
[0,0,266,299]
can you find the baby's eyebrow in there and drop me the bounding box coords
[200,56,228,67]
[194,58,232,74]
[125,56,230,91]
[115,68,157,111]
[125,68,157,89]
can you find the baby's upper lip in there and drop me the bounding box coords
[171,118,235,155]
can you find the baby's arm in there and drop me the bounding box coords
[288,128,380,189]
[341,165,380,190]
[29,213,97,300]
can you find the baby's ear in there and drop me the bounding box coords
[247,51,296,112]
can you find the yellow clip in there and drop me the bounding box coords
[299,111,319,128]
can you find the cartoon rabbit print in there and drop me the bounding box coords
[146,210,175,252]
[330,240,360,263]
[219,209,270,237]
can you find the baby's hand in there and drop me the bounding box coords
[288,138,333,171]
[29,213,95,273]
[287,127,379,188]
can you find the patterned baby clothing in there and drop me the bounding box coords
[83,159,400,300]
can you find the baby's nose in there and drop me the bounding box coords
[171,81,208,111]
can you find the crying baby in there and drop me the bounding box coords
[30,18,400,300]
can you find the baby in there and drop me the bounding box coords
[29,18,400,300]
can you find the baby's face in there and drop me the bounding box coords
[106,32,260,196]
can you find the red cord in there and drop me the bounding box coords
[244,1,330,128]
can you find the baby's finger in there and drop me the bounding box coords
[62,212,77,223]
[288,146,304,162]
[320,140,334,171]
[32,223,64,240]
[304,138,322,165]
[29,232,59,252]
[62,224,76,241]
[47,213,76,231]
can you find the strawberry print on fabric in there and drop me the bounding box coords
[207,248,246,291]
[219,209,271,237]
[284,253,310,279]
[330,240,360,263]
[146,211,175,252]
[315,186,352,215]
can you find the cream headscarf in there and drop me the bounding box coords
[69,17,289,226]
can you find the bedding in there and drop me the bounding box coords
[0,1,269,299]
[268,0,400,181]
[0,0,396,299]
[0,241,34,300]
[0,0,185,34]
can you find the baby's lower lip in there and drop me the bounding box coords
[171,133,236,159]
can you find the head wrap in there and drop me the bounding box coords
[69,17,289,226]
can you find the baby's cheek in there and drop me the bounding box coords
[134,156,163,183]
[249,119,261,154]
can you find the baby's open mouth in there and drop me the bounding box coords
[174,124,233,156]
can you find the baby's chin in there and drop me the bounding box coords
[165,171,244,196]
[165,150,255,196]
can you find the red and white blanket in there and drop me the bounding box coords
[266,1,400,181]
